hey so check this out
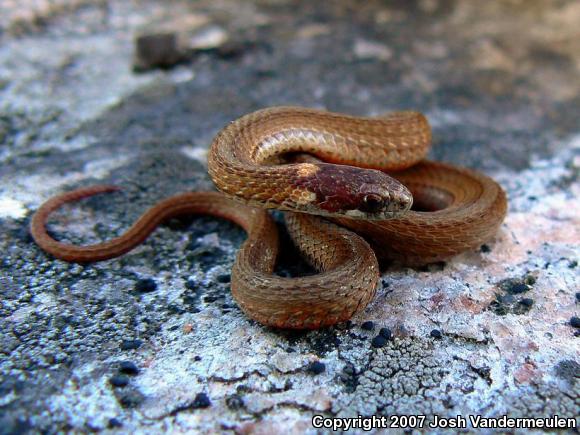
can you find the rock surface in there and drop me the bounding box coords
[0,0,578,433]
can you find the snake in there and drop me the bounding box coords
[30,106,507,329]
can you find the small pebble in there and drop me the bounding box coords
[225,394,244,410]
[194,355,202,361]
[110,375,129,387]
[343,365,355,375]
[134,278,157,293]
[133,32,183,71]
[108,418,122,428]
[371,335,387,348]
[192,393,211,408]
[379,327,392,340]
[361,321,375,331]
[570,317,580,329]
[307,361,326,374]
[217,274,231,283]
[480,244,491,253]
[507,283,530,294]
[519,298,534,307]
[430,329,443,339]
[575,292,580,302]
[119,361,139,375]
[120,339,143,351]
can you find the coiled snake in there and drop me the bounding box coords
[30,107,507,329]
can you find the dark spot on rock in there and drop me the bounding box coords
[117,389,146,408]
[498,274,536,294]
[185,280,197,290]
[192,393,211,408]
[489,301,509,316]
[307,361,326,374]
[569,260,578,269]
[554,360,580,383]
[108,418,122,428]
[225,394,245,410]
[203,296,219,303]
[498,294,516,304]
[286,347,295,353]
[361,321,375,331]
[110,375,129,388]
[217,274,231,283]
[119,361,139,375]
[343,364,355,375]
[167,304,186,315]
[194,356,202,361]
[480,244,491,253]
[379,327,392,340]
[570,317,580,329]
[513,298,534,315]
[576,292,580,302]
[507,283,530,294]
[134,278,157,293]
[472,366,492,385]
[419,261,446,272]
[120,339,143,351]
[371,335,387,348]
[430,329,443,339]
[335,320,353,330]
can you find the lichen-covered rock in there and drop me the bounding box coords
[0,0,578,433]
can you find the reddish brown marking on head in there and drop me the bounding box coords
[292,163,412,219]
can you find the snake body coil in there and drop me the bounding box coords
[30,107,507,329]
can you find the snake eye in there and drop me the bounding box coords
[361,194,385,213]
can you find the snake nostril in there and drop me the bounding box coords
[362,194,384,213]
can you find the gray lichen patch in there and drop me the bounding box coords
[1,0,579,433]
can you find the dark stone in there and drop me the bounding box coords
[134,278,157,293]
[513,298,534,315]
[480,244,491,253]
[133,32,184,71]
[361,321,375,331]
[307,361,326,374]
[371,335,387,348]
[570,317,580,329]
[379,327,392,340]
[217,274,231,283]
[120,339,143,351]
[117,389,146,408]
[192,393,211,408]
[225,394,245,410]
[430,329,443,339]
[110,375,129,387]
[194,356,202,361]
[576,292,580,302]
[506,283,530,294]
[119,361,139,375]
[554,360,580,383]
[108,418,122,428]
[203,296,219,303]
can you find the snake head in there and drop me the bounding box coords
[291,163,412,220]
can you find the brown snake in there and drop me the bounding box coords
[30,107,507,329]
